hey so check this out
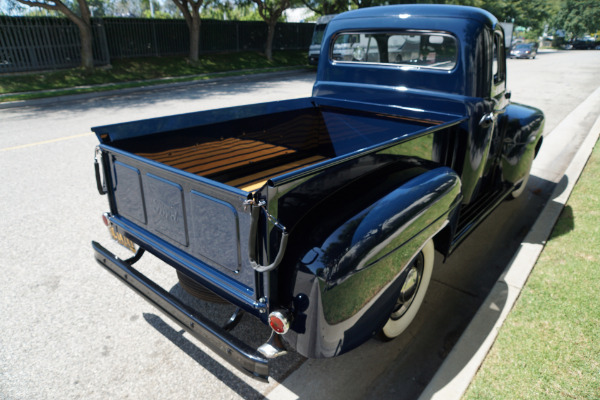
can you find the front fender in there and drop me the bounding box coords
[285,167,461,358]
[500,103,544,185]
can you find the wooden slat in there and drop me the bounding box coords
[187,146,295,176]
[136,137,297,177]
[138,138,251,163]
[234,155,327,192]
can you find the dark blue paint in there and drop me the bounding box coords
[285,167,461,357]
[113,161,146,224]
[145,173,188,246]
[93,4,545,367]
[189,190,241,272]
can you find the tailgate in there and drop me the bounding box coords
[99,144,259,304]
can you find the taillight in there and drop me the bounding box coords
[268,310,291,334]
[102,212,111,226]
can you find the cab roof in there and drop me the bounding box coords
[332,5,497,28]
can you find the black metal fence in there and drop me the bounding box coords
[0,16,110,73]
[0,16,314,73]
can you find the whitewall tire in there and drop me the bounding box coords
[380,239,434,340]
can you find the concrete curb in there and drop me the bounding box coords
[0,69,311,110]
[418,87,600,400]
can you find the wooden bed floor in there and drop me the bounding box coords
[136,137,327,192]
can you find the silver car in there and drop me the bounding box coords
[510,43,538,59]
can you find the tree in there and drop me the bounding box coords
[250,0,294,61]
[171,0,204,62]
[300,0,348,16]
[553,0,600,38]
[10,0,94,69]
[496,0,551,33]
[202,0,261,20]
[350,0,374,7]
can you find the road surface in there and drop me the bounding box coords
[1,50,599,400]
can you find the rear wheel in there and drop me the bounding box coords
[380,239,434,340]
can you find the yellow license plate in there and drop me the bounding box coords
[108,225,136,253]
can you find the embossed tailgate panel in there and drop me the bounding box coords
[108,150,255,290]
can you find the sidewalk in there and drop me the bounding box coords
[418,86,600,399]
[0,68,311,110]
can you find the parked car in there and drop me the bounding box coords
[510,42,538,59]
[308,15,336,65]
[570,40,597,50]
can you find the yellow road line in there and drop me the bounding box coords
[0,132,93,152]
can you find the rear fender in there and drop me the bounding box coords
[285,167,462,358]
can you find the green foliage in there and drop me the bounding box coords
[140,9,179,18]
[100,0,142,17]
[202,0,262,21]
[0,51,308,98]
[478,0,552,32]
[300,0,348,16]
[553,0,600,38]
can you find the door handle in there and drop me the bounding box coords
[479,112,496,129]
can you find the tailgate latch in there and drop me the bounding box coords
[94,146,107,195]
[244,199,288,273]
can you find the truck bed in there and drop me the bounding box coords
[93,97,464,308]
[102,98,455,194]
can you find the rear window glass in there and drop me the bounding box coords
[330,32,457,70]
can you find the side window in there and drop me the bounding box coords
[493,31,506,84]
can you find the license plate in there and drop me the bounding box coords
[108,225,136,253]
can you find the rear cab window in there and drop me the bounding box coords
[330,31,458,70]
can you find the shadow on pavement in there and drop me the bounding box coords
[144,172,558,400]
[143,282,305,399]
[3,70,317,117]
[143,313,268,400]
[270,173,557,400]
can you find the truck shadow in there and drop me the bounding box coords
[375,173,572,399]
[142,172,570,400]
[547,204,574,241]
[267,173,570,399]
[143,283,306,399]
[524,174,574,243]
[142,312,268,400]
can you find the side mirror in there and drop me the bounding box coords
[505,91,512,100]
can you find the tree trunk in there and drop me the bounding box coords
[189,15,201,62]
[15,0,96,70]
[266,21,276,61]
[76,0,94,70]
[77,22,94,70]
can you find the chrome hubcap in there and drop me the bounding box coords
[390,252,423,320]
[400,267,418,299]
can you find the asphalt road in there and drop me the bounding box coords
[1,50,599,400]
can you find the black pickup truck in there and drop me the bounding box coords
[92,5,544,380]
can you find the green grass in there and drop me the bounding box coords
[0,50,310,102]
[463,140,600,400]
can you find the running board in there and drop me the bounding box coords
[450,187,512,252]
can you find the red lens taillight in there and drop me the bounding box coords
[268,311,290,334]
[102,213,110,226]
